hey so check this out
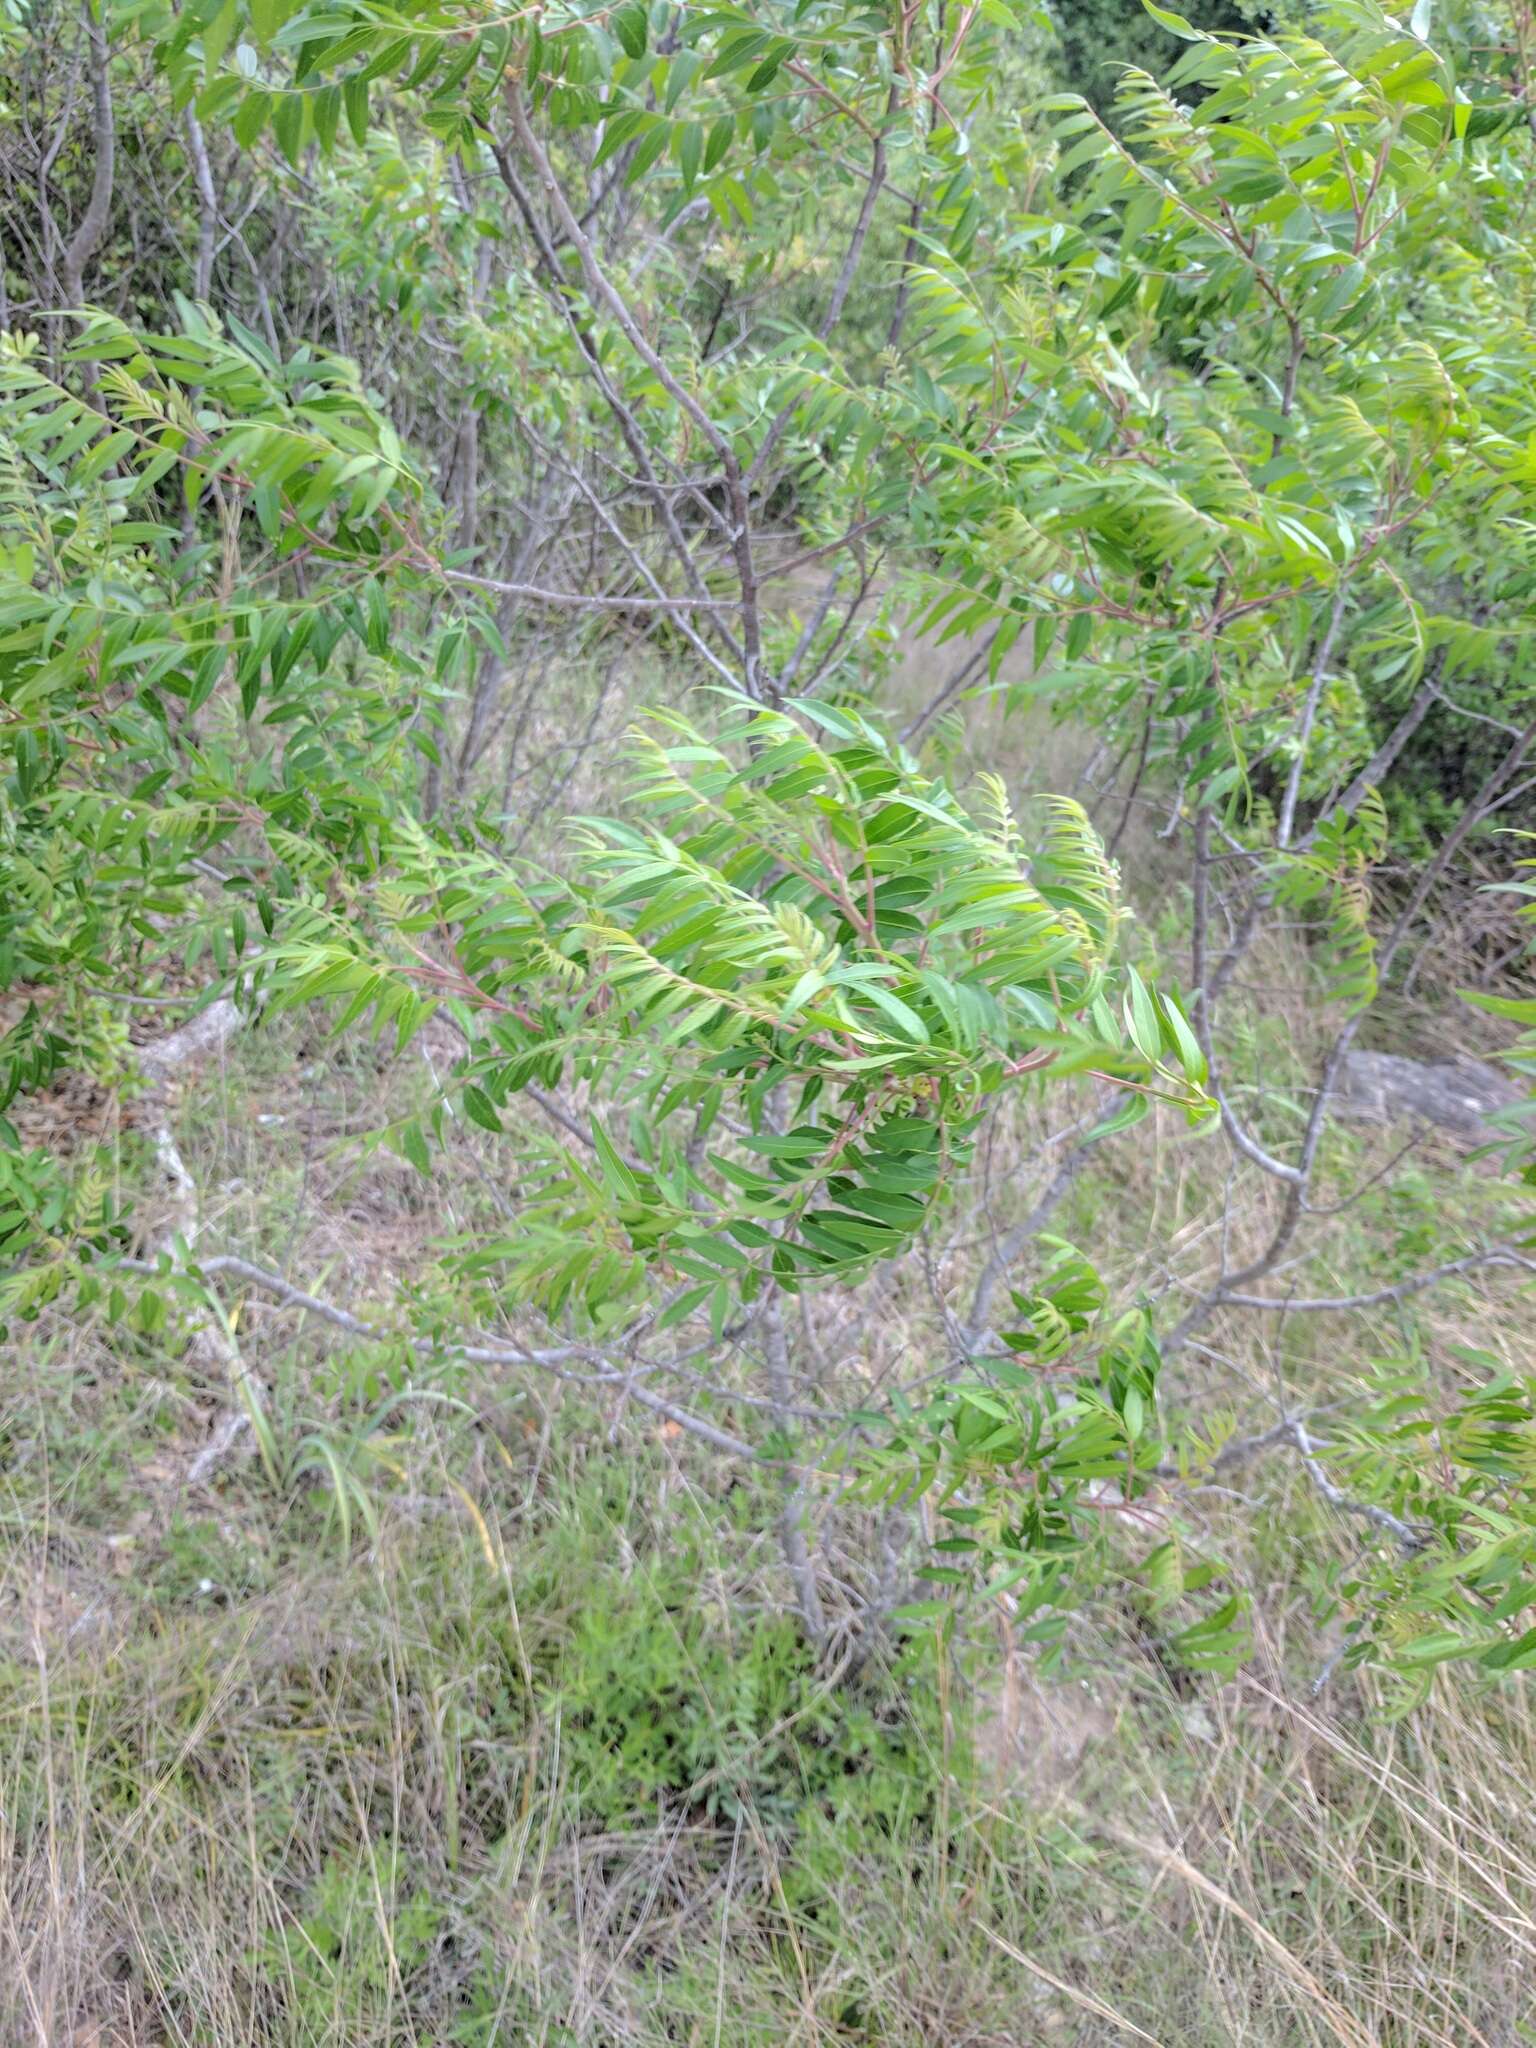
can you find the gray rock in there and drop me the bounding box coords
[1330,1049,1521,1143]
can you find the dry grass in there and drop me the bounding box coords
[7,1409,1536,2046]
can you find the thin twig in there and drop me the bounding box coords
[1215,1246,1536,1312]
[1277,587,1349,851]
[117,1252,760,1460]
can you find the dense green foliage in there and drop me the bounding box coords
[1050,0,1269,111]
[7,2,1536,2040]
[3,0,1535,1702]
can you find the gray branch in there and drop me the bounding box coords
[60,0,115,307]
[117,1251,758,1461]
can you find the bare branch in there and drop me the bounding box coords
[963,1098,1117,1353]
[1373,709,1536,986]
[503,86,771,699]
[1215,1245,1536,1312]
[443,568,742,614]
[1172,711,1536,1353]
[1277,586,1349,850]
[1210,1081,1305,1184]
[515,422,743,693]
[1311,671,1438,843]
[778,565,845,691]
[1161,1412,1425,1551]
[1289,1418,1427,1553]
[746,89,898,493]
[131,1000,259,1479]
[1194,809,1300,1182]
[488,136,744,666]
[184,105,218,302]
[1206,664,1439,1013]
[60,0,114,307]
[1430,675,1526,739]
[899,633,997,745]
[118,1251,760,1461]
